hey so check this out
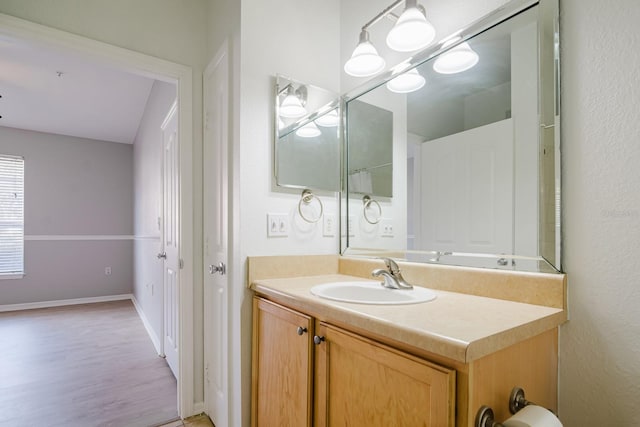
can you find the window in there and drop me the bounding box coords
[0,155,24,278]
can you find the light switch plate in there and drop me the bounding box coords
[267,213,289,237]
[323,214,336,237]
[381,219,394,237]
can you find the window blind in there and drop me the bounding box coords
[0,155,24,276]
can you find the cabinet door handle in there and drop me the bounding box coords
[313,335,325,345]
[296,326,307,335]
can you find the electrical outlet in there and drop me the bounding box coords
[381,219,394,237]
[323,214,336,237]
[267,213,289,237]
[348,216,355,237]
[104,266,112,276]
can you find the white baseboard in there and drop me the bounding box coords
[131,295,162,356]
[191,401,206,417]
[0,293,132,312]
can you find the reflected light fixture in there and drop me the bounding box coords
[279,85,307,118]
[386,68,425,93]
[344,30,386,77]
[433,37,479,74]
[344,0,435,77]
[386,0,436,52]
[315,109,340,127]
[296,121,322,138]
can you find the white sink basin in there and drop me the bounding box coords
[310,281,437,305]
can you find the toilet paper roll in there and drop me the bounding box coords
[502,405,563,427]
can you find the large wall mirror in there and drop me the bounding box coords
[342,0,561,273]
[274,75,341,192]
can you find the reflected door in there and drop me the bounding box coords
[420,118,514,254]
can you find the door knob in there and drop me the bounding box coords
[209,262,226,275]
[157,251,167,259]
[313,335,325,345]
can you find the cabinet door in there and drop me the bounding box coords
[314,322,456,427]
[251,297,314,427]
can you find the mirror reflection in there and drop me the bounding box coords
[274,75,341,192]
[347,100,393,198]
[343,2,561,272]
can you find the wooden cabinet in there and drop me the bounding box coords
[314,322,456,427]
[252,297,456,427]
[251,297,314,427]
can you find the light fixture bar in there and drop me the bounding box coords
[361,0,404,32]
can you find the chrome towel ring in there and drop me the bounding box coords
[362,195,382,224]
[298,189,323,223]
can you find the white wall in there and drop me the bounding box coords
[239,0,342,259]
[132,80,176,350]
[560,0,640,425]
[0,126,133,305]
[0,0,208,404]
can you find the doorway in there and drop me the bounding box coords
[0,12,196,418]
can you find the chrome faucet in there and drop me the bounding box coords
[371,258,413,290]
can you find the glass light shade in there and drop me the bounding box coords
[386,68,426,93]
[386,7,436,52]
[344,41,386,77]
[433,39,479,74]
[296,121,322,138]
[315,109,339,127]
[280,93,307,118]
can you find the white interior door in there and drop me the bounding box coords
[161,101,179,378]
[203,44,229,427]
[421,118,514,255]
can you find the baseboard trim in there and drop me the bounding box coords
[191,402,206,417]
[131,295,162,355]
[0,293,133,312]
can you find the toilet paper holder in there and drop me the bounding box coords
[475,386,539,427]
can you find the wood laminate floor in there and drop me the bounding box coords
[0,300,178,427]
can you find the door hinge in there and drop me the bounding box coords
[179,258,184,269]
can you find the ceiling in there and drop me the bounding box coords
[0,35,155,144]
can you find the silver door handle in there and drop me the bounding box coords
[209,262,226,275]
[157,252,167,259]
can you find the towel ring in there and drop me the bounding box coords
[362,195,382,225]
[298,189,323,223]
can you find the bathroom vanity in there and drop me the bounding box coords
[249,255,566,427]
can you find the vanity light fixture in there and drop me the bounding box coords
[386,68,426,93]
[344,0,435,77]
[386,0,436,52]
[344,30,386,78]
[315,109,340,127]
[295,121,322,138]
[279,84,307,119]
[433,36,479,74]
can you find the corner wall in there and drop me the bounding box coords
[0,126,133,305]
[559,0,640,425]
[237,2,341,426]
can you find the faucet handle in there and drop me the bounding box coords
[380,257,400,274]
